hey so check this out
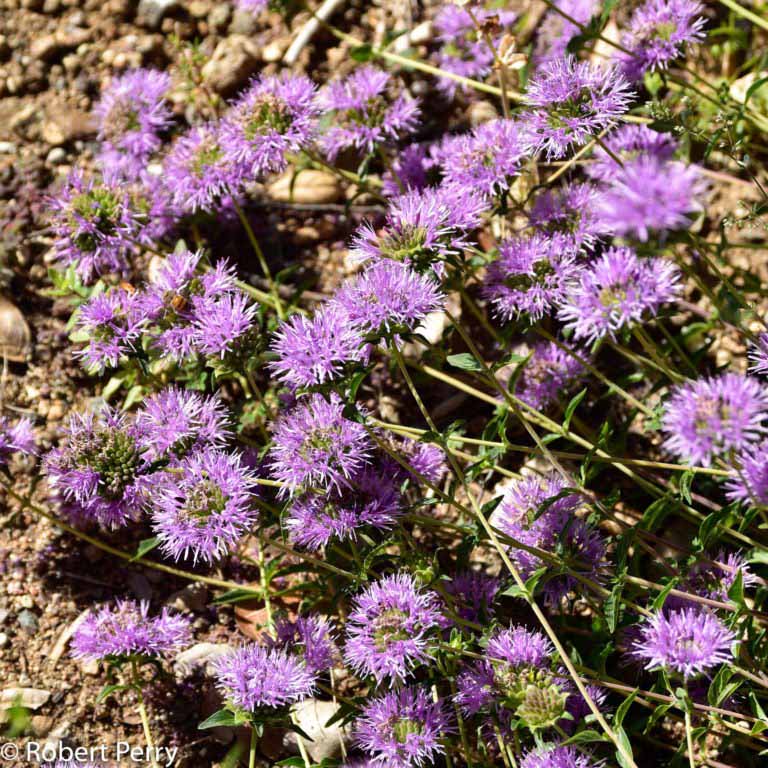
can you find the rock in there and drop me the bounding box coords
[268,169,342,204]
[17,609,38,635]
[30,28,90,61]
[41,106,96,146]
[208,4,231,31]
[467,100,498,127]
[229,8,259,35]
[18,595,34,609]
[30,715,53,737]
[262,37,289,63]
[167,583,209,613]
[46,147,67,164]
[283,699,349,762]
[137,0,178,29]
[0,633,7,648]
[80,658,99,676]
[202,35,260,95]
[189,0,209,18]
[0,688,51,712]
[174,642,232,677]
[410,20,434,45]
[0,142,16,154]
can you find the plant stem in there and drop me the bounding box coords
[249,725,258,768]
[131,659,159,768]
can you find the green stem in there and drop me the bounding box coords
[249,725,258,768]
[132,659,159,768]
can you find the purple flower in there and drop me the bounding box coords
[508,340,586,411]
[727,440,768,506]
[344,573,441,683]
[270,307,367,389]
[748,332,768,376]
[74,286,147,372]
[683,551,758,602]
[492,474,607,605]
[661,374,768,465]
[44,408,153,528]
[529,182,604,252]
[521,745,602,768]
[193,291,257,359]
[319,66,420,161]
[268,394,372,495]
[350,186,484,272]
[561,683,609,734]
[455,625,562,720]
[221,73,319,178]
[265,615,337,676]
[163,124,242,214]
[558,246,681,343]
[212,645,315,711]
[382,143,436,197]
[286,466,401,550]
[595,157,706,241]
[0,416,36,460]
[396,437,447,485]
[332,260,444,338]
[355,687,453,768]
[94,68,172,176]
[483,233,580,322]
[235,0,267,12]
[71,600,191,660]
[50,170,140,282]
[149,448,257,565]
[440,119,528,197]
[533,0,601,67]
[524,57,634,159]
[587,124,678,183]
[630,607,735,678]
[134,387,231,462]
[618,0,706,80]
[440,570,499,627]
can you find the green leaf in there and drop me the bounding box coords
[198,709,240,730]
[130,537,160,562]
[708,666,741,707]
[350,43,374,62]
[563,388,587,432]
[615,688,638,728]
[97,683,130,703]
[650,579,678,611]
[446,353,482,372]
[212,587,263,605]
[679,470,694,504]
[562,729,605,745]
[727,568,744,605]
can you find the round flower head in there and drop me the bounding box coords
[683,550,758,602]
[355,686,453,768]
[587,124,678,183]
[344,573,441,683]
[492,474,606,605]
[524,57,634,160]
[236,0,267,12]
[74,286,148,373]
[661,374,768,465]
[455,625,566,727]
[483,233,580,322]
[268,394,372,495]
[163,124,242,214]
[193,291,258,359]
[149,448,257,565]
[319,65,420,161]
[94,68,172,174]
[440,570,500,627]
[618,0,706,81]
[510,340,586,411]
[529,182,604,252]
[0,416,36,461]
[727,440,768,506]
[265,615,337,676]
[630,607,735,678]
[396,436,448,485]
[51,170,140,282]
[558,246,681,343]
[43,407,153,528]
[350,185,484,272]
[270,307,367,390]
[134,387,230,462]
[440,119,528,198]
[332,260,444,338]
[533,0,600,67]
[521,744,602,768]
[222,73,319,178]
[286,466,401,551]
[595,157,706,241]
[212,645,315,712]
[71,599,191,661]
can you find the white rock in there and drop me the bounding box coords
[283,698,349,762]
[0,688,51,712]
[174,643,233,677]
